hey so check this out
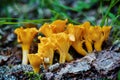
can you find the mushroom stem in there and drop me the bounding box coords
[22,50,29,65]
[72,41,87,56]
[85,40,93,53]
[59,51,66,63]
[94,42,102,51]
[66,53,73,61]
[33,67,40,73]
[21,44,30,65]
[94,39,104,51]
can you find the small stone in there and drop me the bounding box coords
[0,66,10,79]
[3,74,17,80]
[0,55,10,65]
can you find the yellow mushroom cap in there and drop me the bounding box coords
[50,19,67,33]
[14,27,38,50]
[93,26,111,51]
[50,32,73,63]
[37,36,55,65]
[66,23,88,56]
[82,21,91,28]
[89,26,106,51]
[66,23,84,41]
[38,36,55,53]
[90,26,103,41]
[28,54,42,73]
[83,25,93,53]
[39,19,67,37]
[39,23,53,37]
[102,26,111,40]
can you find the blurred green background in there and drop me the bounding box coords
[0,0,119,25]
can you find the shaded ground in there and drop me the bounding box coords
[0,41,120,80]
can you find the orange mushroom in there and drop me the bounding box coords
[90,26,105,51]
[82,22,93,53]
[27,37,54,73]
[14,20,112,73]
[28,54,42,73]
[50,32,73,63]
[39,23,53,37]
[66,23,87,56]
[14,27,38,64]
[39,19,67,37]
[93,26,111,51]
[102,26,111,40]
[37,36,55,65]
[50,19,67,33]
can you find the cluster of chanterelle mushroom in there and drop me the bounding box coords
[14,19,111,73]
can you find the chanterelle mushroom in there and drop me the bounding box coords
[50,19,67,33]
[90,26,111,51]
[50,32,73,63]
[66,23,87,56]
[102,26,111,40]
[37,36,55,65]
[39,23,53,37]
[39,19,67,37]
[28,54,42,73]
[14,27,38,64]
[14,20,111,73]
[28,36,54,73]
[82,22,93,53]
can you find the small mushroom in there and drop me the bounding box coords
[102,26,111,40]
[94,26,111,51]
[72,40,87,56]
[90,26,104,51]
[37,36,55,65]
[50,32,73,63]
[28,54,42,73]
[39,23,53,37]
[50,19,67,33]
[14,27,38,64]
[82,22,93,53]
[39,19,67,37]
[66,23,87,56]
